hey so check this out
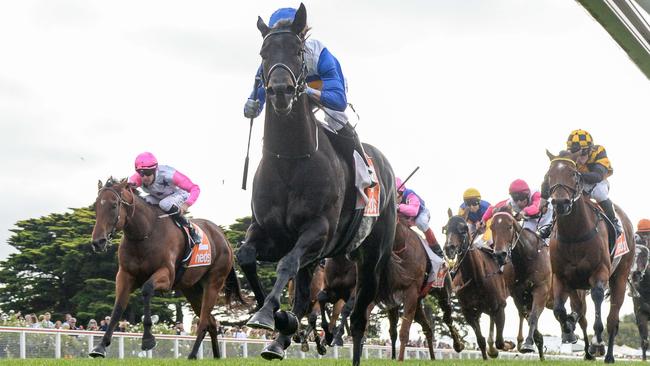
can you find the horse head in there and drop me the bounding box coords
[443,210,471,261]
[257,4,307,115]
[491,205,520,267]
[91,177,134,252]
[545,149,583,216]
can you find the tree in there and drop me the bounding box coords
[0,207,175,326]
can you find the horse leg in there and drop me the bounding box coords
[588,279,607,358]
[89,270,134,358]
[248,219,328,332]
[195,271,226,359]
[236,226,267,310]
[335,295,354,347]
[387,307,399,360]
[467,313,488,360]
[516,313,524,352]
[437,284,464,352]
[141,268,173,351]
[309,308,327,355]
[604,274,627,363]
[570,289,594,360]
[494,308,506,352]
[351,253,383,366]
[414,300,435,360]
[486,317,498,358]
[636,304,649,361]
[521,287,548,357]
[397,291,417,361]
[552,276,577,344]
[183,285,207,359]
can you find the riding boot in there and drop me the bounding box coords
[338,123,377,187]
[170,206,202,245]
[537,224,552,239]
[425,228,444,258]
[599,199,622,237]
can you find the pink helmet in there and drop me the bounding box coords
[509,179,530,194]
[134,152,158,170]
[395,177,406,192]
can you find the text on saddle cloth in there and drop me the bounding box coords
[418,235,447,288]
[360,156,380,217]
[183,223,212,268]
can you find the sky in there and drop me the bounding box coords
[1,0,649,341]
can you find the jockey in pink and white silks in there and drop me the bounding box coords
[243,7,375,190]
[128,152,202,244]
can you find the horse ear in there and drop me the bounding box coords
[546,149,557,161]
[257,16,270,37]
[97,180,103,190]
[447,208,453,218]
[120,178,128,185]
[291,3,307,35]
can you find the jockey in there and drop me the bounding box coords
[483,179,553,240]
[457,188,490,235]
[128,152,202,244]
[636,219,650,245]
[542,129,621,236]
[244,7,375,185]
[396,178,444,258]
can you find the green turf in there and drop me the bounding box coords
[0,359,641,366]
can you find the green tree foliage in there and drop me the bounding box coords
[0,207,176,326]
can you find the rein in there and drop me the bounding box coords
[99,187,151,242]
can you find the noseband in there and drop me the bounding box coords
[492,212,524,263]
[261,30,308,106]
[548,158,583,211]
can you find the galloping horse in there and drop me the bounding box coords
[545,151,635,363]
[444,213,509,360]
[385,216,464,360]
[236,5,398,365]
[491,207,551,359]
[287,263,327,355]
[630,233,650,360]
[90,178,244,359]
[318,254,357,347]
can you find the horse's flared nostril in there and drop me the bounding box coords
[91,238,107,252]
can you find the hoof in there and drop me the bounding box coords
[605,354,615,363]
[453,341,465,353]
[333,335,344,347]
[584,350,596,361]
[316,342,327,355]
[520,342,536,354]
[141,336,156,351]
[324,332,334,346]
[487,348,499,359]
[589,343,606,357]
[301,341,309,353]
[261,343,285,360]
[247,308,275,331]
[562,331,577,344]
[293,333,302,344]
[88,346,106,358]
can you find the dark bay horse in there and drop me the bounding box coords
[491,208,551,359]
[545,152,635,363]
[318,254,357,347]
[443,213,509,360]
[630,233,650,360]
[288,263,327,355]
[237,5,397,365]
[89,178,244,359]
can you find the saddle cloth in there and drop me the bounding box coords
[182,223,212,268]
[419,236,447,289]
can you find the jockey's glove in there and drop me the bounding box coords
[244,99,261,119]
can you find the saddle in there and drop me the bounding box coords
[589,200,626,257]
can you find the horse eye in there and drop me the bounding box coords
[112,203,118,209]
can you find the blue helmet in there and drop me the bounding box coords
[269,8,296,27]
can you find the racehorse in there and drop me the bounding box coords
[318,255,357,347]
[630,233,650,360]
[287,263,327,355]
[545,151,635,363]
[236,5,398,365]
[490,206,551,359]
[443,213,509,360]
[89,178,244,359]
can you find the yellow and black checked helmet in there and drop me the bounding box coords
[566,129,593,152]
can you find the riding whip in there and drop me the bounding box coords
[397,166,420,192]
[241,76,262,190]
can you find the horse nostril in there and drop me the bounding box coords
[286,85,295,95]
[267,86,276,96]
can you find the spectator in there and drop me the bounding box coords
[117,320,129,332]
[42,312,54,328]
[54,320,62,329]
[98,319,107,331]
[68,317,78,330]
[174,322,187,336]
[234,326,247,339]
[87,319,99,331]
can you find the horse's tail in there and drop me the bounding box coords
[224,267,247,306]
[376,252,410,307]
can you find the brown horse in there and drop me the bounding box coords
[630,232,650,360]
[89,178,244,359]
[288,263,327,355]
[545,152,635,363]
[491,208,551,359]
[443,212,509,360]
[318,254,356,347]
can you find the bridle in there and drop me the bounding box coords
[547,158,583,213]
[491,211,525,264]
[261,29,308,110]
[97,186,135,243]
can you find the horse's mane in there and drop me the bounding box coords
[103,176,145,199]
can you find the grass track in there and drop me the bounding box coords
[0,360,640,366]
